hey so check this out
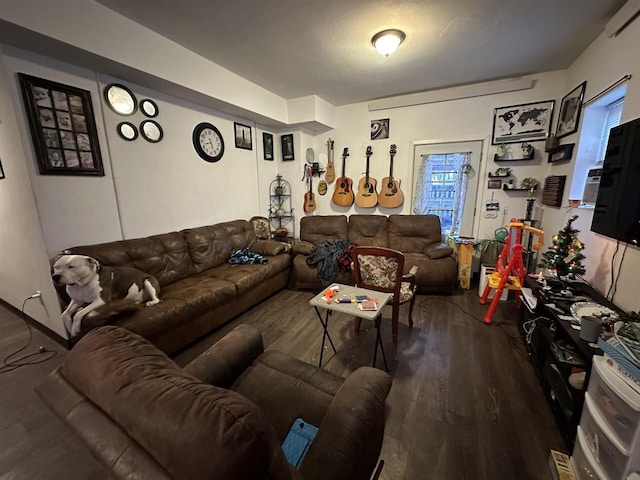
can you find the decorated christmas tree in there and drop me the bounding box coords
[538,215,586,278]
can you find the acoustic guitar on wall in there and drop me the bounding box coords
[378,144,404,208]
[332,147,354,207]
[303,166,317,213]
[325,138,335,183]
[355,146,378,208]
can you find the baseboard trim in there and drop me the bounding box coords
[0,297,70,350]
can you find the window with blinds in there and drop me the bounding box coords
[596,97,624,163]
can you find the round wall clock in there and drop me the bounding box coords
[140,120,163,143]
[140,99,159,118]
[117,121,138,141]
[193,122,224,162]
[104,83,137,116]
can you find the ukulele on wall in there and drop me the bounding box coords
[332,147,354,207]
[355,146,378,208]
[378,144,404,208]
[303,166,317,213]
[325,138,335,183]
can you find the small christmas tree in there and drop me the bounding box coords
[538,215,586,278]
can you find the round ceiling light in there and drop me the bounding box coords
[371,29,406,57]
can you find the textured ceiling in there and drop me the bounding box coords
[95,0,626,106]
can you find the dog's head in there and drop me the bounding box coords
[52,254,100,286]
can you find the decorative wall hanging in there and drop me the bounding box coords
[263,132,274,160]
[104,83,137,116]
[193,122,224,162]
[234,122,252,150]
[371,118,390,140]
[18,73,104,176]
[556,81,586,138]
[140,120,163,143]
[547,144,575,163]
[281,134,294,161]
[117,122,138,141]
[139,99,159,118]
[492,100,555,144]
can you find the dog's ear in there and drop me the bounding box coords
[85,256,101,272]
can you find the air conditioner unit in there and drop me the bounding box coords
[582,168,602,205]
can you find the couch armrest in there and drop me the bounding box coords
[183,324,264,388]
[299,367,392,480]
[252,239,289,256]
[424,242,454,259]
[292,240,315,256]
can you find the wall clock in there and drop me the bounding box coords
[140,120,163,143]
[104,83,137,116]
[193,122,224,162]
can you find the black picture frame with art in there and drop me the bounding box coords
[487,179,502,189]
[19,73,104,176]
[263,132,274,160]
[371,118,390,140]
[556,81,587,138]
[234,122,252,150]
[281,134,294,161]
[492,100,555,144]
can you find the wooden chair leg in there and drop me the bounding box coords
[407,294,417,328]
[391,301,399,344]
[354,317,362,335]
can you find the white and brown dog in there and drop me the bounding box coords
[52,254,160,337]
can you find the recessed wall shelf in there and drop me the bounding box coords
[547,144,575,163]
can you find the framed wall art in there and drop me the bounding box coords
[371,118,390,140]
[18,73,104,176]
[281,134,294,161]
[234,122,252,150]
[487,179,502,189]
[263,132,274,160]
[491,100,555,144]
[0,157,5,179]
[556,81,586,138]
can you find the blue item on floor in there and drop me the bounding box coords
[281,418,319,468]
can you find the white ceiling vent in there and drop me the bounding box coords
[605,0,640,37]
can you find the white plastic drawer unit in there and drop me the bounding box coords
[588,356,640,452]
[573,426,606,480]
[579,395,640,480]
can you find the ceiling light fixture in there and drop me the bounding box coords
[371,29,406,57]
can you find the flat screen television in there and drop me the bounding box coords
[591,116,640,245]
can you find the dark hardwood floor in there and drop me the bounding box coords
[0,287,566,479]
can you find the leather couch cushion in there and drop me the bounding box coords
[299,215,348,245]
[62,326,296,480]
[388,214,443,252]
[202,254,291,294]
[182,220,256,273]
[67,232,195,286]
[348,215,389,247]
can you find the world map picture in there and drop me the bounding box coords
[492,100,554,144]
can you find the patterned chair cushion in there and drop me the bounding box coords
[399,282,413,303]
[359,255,399,290]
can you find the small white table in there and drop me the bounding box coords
[309,283,392,371]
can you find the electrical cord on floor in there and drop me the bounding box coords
[0,296,57,375]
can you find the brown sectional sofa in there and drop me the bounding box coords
[291,214,458,293]
[61,219,291,355]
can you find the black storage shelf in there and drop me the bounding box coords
[494,150,535,162]
[503,185,538,192]
[488,173,512,178]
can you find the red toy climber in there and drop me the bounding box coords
[479,220,544,324]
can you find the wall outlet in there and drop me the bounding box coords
[29,290,41,299]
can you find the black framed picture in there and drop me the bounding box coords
[491,100,555,144]
[234,122,252,150]
[18,73,104,176]
[263,132,274,160]
[281,134,294,161]
[0,157,5,179]
[556,81,587,138]
[371,118,390,140]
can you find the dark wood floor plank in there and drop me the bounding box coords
[0,288,565,479]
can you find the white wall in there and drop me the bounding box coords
[0,48,64,336]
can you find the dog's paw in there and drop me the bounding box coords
[62,314,73,334]
[70,322,82,337]
[145,299,160,307]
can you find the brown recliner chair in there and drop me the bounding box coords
[36,325,391,480]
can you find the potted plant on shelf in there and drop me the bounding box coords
[520,177,538,190]
[521,142,534,158]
